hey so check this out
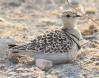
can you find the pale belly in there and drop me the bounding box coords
[33,44,79,64]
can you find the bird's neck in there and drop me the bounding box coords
[62,24,83,40]
[62,22,76,30]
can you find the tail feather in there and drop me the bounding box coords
[11,43,32,50]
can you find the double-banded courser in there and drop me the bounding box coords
[11,10,83,69]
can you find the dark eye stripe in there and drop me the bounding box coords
[66,15,71,17]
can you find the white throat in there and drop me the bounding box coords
[62,20,83,40]
[62,20,77,29]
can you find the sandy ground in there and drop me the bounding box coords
[0,0,99,78]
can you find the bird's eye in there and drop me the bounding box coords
[66,15,71,17]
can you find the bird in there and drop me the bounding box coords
[11,9,83,69]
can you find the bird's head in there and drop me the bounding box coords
[61,10,82,29]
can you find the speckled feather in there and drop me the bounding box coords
[12,28,80,53]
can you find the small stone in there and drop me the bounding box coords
[36,59,53,70]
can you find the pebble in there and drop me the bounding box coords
[36,59,53,70]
